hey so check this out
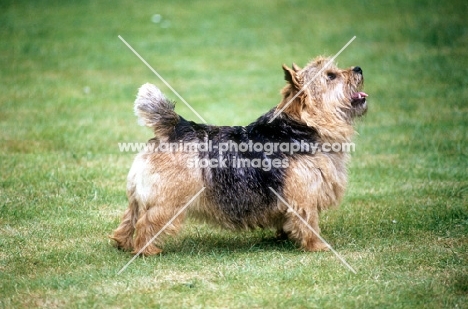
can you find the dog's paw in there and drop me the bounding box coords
[303,241,330,252]
[133,245,163,256]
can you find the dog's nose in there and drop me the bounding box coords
[353,66,362,74]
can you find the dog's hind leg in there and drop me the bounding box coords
[111,177,140,251]
[132,202,188,256]
[131,154,204,256]
[111,206,136,251]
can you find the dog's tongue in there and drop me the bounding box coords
[352,92,368,100]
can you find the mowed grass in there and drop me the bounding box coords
[1,0,467,308]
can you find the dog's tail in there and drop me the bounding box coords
[134,83,179,138]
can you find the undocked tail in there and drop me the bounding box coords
[134,83,179,138]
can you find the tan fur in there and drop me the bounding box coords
[278,56,363,143]
[282,152,348,251]
[112,150,204,256]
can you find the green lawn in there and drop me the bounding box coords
[1,0,467,308]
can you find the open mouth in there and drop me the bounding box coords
[351,91,368,107]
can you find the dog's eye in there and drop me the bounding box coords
[327,72,336,81]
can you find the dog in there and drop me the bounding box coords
[111,56,367,255]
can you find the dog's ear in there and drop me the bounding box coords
[292,63,302,72]
[282,64,301,89]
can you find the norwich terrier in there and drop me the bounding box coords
[111,56,368,255]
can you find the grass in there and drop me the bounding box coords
[1,0,467,307]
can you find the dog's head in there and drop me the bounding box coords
[277,57,367,138]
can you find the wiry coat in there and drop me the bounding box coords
[111,57,367,255]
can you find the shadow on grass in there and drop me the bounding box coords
[115,228,301,258]
[165,230,300,257]
[453,273,468,295]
